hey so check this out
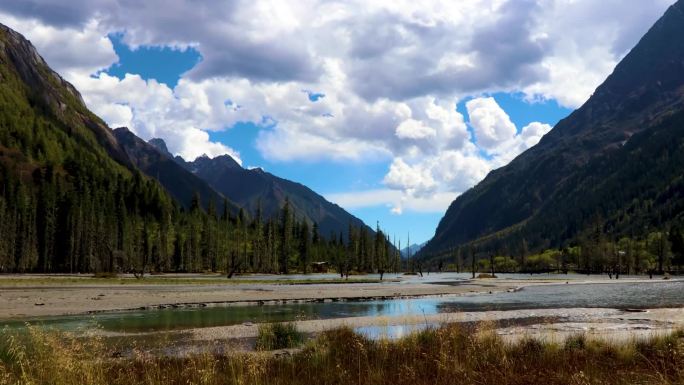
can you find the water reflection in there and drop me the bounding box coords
[3,280,681,333]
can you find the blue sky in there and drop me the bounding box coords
[3,0,670,246]
[102,34,572,244]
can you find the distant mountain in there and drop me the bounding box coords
[162,147,372,236]
[421,1,684,258]
[401,243,425,259]
[113,128,240,214]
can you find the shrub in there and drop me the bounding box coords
[255,322,305,351]
[564,334,586,351]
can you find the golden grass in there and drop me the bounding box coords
[1,324,682,385]
[255,323,305,351]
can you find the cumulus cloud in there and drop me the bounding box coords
[0,0,675,215]
[383,158,437,197]
[466,97,517,152]
[378,98,551,212]
[0,13,116,79]
[396,119,436,140]
[325,189,459,215]
[1,0,672,104]
[75,73,243,162]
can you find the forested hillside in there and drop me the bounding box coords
[420,0,684,274]
[0,23,397,275]
[0,23,177,273]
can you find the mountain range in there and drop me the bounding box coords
[115,122,372,239]
[421,0,684,259]
[145,138,372,236]
[0,21,372,275]
[113,127,240,215]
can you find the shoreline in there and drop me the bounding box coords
[90,307,684,356]
[0,278,515,319]
[0,274,679,320]
[187,306,684,340]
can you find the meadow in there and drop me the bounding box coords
[1,322,682,385]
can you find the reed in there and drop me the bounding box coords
[255,322,305,351]
[0,323,682,385]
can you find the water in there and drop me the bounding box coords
[2,280,682,334]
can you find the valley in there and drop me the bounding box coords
[2,1,684,384]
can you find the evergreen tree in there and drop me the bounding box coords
[279,198,292,274]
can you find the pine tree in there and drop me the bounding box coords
[299,220,311,273]
[279,198,292,274]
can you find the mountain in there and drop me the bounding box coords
[401,243,425,259]
[0,22,395,274]
[0,23,185,272]
[113,128,239,214]
[421,1,684,258]
[171,149,371,236]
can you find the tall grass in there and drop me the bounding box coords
[0,323,682,385]
[255,322,305,351]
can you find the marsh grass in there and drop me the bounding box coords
[0,324,682,385]
[255,323,305,351]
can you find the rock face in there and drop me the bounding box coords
[421,1,684,257]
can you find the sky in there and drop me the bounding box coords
[0,0,675,245]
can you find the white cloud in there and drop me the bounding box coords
[326,189,459,214]
[72,72,243,162]
[378,98,551,210]
[0,13,116,79]
[466,97,517,151]
[256,128,388,163]
[0,0,675,215]
[383,158,438,197]
[396,119,436,140]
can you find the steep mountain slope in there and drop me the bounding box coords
[421,1,684,257]
[0,24,132,174]
[167,149,371,237]
[0,23,182,272]
[113,128,239,214]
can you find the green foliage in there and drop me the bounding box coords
[524,249,560,272]
[493,255,518,272]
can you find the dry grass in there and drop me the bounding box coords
[255,323,305,351]
[1,323,682,385]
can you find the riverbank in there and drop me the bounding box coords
[0,274,513,319]
[186,307,684,342]
[0,273,677,319]
[96,306,680,356]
